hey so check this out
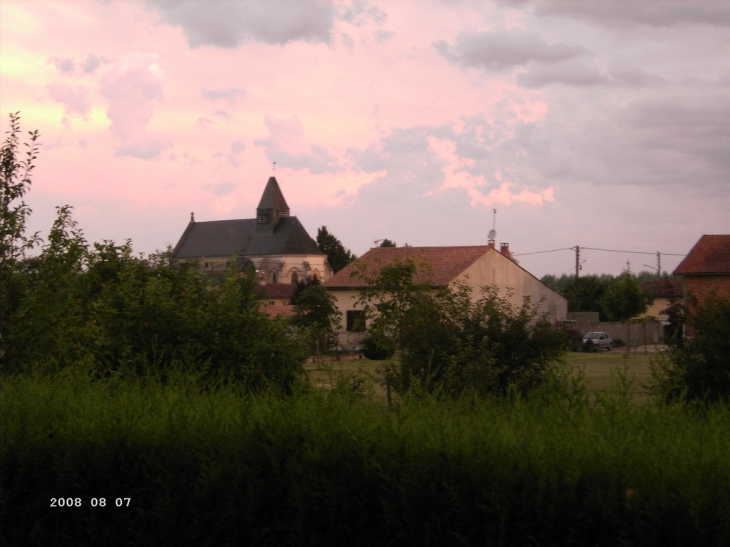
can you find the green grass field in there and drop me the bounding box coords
[303,348,663,404]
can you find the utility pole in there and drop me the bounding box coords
[657,252,661,277]
[575,245,580,278]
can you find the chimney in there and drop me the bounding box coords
[500,243,510,257]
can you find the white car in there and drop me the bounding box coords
[582,331,613,352]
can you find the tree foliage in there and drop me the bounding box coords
[291,275,342,354]
[356,259,566,398]
[555,272,651,321]
[600,272,650,322]
[0,114,304,390]
[379,239,396,247]
[658,293,730,403]
[317,226,355,273]
[0,113,41,350]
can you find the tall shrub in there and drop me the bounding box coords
[658,292,730,403]
[357,259,566,397]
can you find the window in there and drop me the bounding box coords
[346,310,365,332]
[272,272,278,284]
[291,272,299,285]
[257,213,270,224]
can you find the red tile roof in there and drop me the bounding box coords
[323,246,493,289]
[674,235,730,275]
[263,304,295,318]
[263,283,297,300]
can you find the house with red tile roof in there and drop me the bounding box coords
[323,244,567,344]
[674,235,730,307]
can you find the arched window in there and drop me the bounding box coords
[272,272,278,284]
[291,272,299,285]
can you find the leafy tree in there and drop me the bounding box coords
[356,259,566,397]
[317,226,355,273]
[0,113,40,353]
[561,275,611,319]
[379,239,396,247]
[291,276,342,354]
[601,272,650,322]
[658,293,730,403]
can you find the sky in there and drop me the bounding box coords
[1,0,729,278]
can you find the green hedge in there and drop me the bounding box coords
[3,370,730,546]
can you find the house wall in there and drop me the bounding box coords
[455,252,568,321]
[328,250,567,349]
[684,276,730,306]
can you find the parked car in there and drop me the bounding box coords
[582,331,613,352]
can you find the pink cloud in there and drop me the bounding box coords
[254,115,342,174]
[46,83,91,125]
[99,52,169,158]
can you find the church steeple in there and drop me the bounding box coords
[256,176,290,232]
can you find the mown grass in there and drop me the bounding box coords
[3,363,730,546]
[304,350,660,404]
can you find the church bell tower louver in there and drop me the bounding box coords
[256,176,290,233]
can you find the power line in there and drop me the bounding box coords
[581,246,685,257]
[512,247,573,257]
[514,246,686,257]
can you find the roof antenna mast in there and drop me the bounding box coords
[488,208,497,246]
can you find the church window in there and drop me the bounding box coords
[291,272,299,285]
[258,213,270,224]
[272,272,278,284]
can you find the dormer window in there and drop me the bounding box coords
[257,213,270,224]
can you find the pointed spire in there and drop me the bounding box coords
[257,176,289,213]
[256,176,290,233]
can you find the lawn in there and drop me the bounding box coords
[566,348,660,404]
[303,347,663,404]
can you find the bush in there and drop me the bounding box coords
[361,334,395,360]
[613,339,626,348]
[356,259,566,398]
[656,292,730,403]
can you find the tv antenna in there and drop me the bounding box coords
[488,208,497,245]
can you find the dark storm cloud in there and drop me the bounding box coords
[491,94,730,195]
[145,0,335,48]
[535,1,730,28]
[435,29,584,71]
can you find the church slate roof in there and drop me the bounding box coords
[173,216,323,259]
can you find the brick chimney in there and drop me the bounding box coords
[500,243,510,258]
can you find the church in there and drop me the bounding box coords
[172,177,332,285]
